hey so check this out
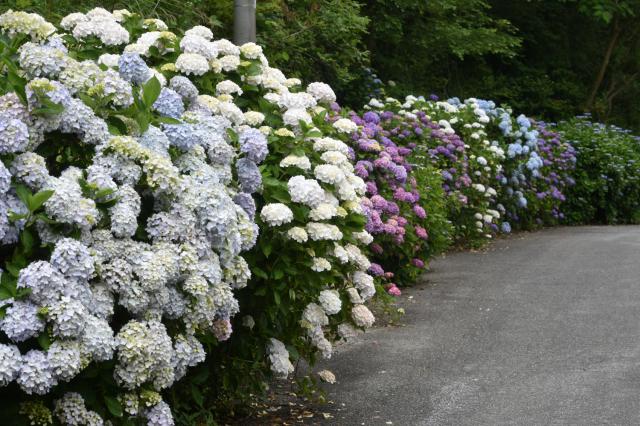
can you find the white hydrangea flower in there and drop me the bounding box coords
[338,323,359,340]
[60,12,88,30]
[185,25,213,40]
[284,78,302,88]
[243,111,265,126]
[318,290,341,315]
[280,154,311,170]
[283,108,312,127]
[278,92,316,110]
[308,325,332,359]
[309,203,337,221]
[331,243,350,264]
[219,54,240,72]
[180,34,218,59]
[306,82,336,104]
[351,304,375,328]
[266,338,294,378]
[353,231,374,245]
[287,176,324,208]
[212,38,240,56]
[175,53,209,76]
[302,303,328,327]
[314,164,346,185]
[332,118,358,134]
[353,271,375,302]
[0,10,56,40]
[216,80,242,96]
[311,257,331,272]
[346,287,363,304]
[240,42,262,59]
[306,222,343,241]
[287,226,308,243]
[260,203,294,226]
[312,137,351,155]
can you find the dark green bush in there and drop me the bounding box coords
[556,118,640,224]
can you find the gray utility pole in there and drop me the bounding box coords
[233,0,257,44]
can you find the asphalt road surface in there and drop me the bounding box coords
[318,226,640,425]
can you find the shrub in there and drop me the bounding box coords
[334,107,452,286]
[0,8,378,424]
[554,117,640,224]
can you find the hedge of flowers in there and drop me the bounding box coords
[362,96,576,247]
[0,7,619,426]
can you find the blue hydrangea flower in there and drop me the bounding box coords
[163,123,200,151]
[239,128,268,164]
[233,192,256,220]
[516,114,531,129]
[236,158,262,193]
[0,117,29,154]
[501,222,511,233]
[526,152,543,171]
[169,76,198,101]
[153,88,184,119]
[118,53,150,85]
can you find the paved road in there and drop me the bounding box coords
[318,226,640,425]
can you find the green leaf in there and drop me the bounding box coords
[136,111,150,133]
[8,212,28,223]
[153,116,182,125]
[306,129,323,138]
[14,184,31,207]
[20,228,34,253]
[272,268,284,280]
[142,76,162,108]
[29,190,54,212]
[37,332,51,350]
[246,61,262,76]
[96,198,119,209]
[253,267,269,280]
[104,396,123,418]
[94,188,116,199]
[273,291,281,306]
[191,385,204,407]
[107,116,128,135]
[0,288,11,300]
[261,241,273,257]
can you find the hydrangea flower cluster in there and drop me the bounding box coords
[0,8,262,424]
[327,105,452,285]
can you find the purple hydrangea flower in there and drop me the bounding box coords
[236,158,262,193]
[239,128,268,164]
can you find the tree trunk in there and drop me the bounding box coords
[585,18,621,111]
[234,0,257,44]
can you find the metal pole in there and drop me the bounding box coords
[234,0,256,44]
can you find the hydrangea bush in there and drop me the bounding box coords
[0,8,265,425]
[0,7,384,423]
[331,106,451,286]
[553,116,640,224]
